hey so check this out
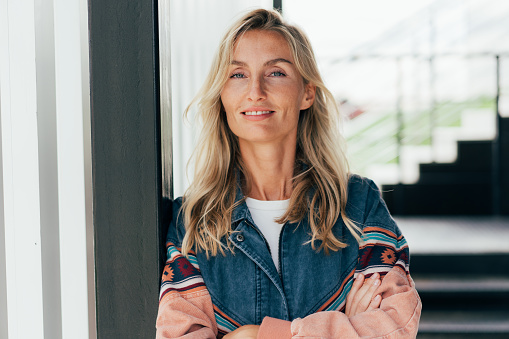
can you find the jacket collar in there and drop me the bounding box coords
[231,172,258,226]
[231,183,249,225]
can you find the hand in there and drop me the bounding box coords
[223,325,260,339]
[345,272,382,317]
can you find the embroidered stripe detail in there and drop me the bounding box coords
[166,243,200,269]
[159,242,206,302]
[357,225,411,281]
[396,237,409,251]
[363,226,398,238]
[362,227,407,248]
[360,233,408,251]
[317,268,355,312]
[159,286,207,302]
[356,265,396,276]
[361,232,406,246]
[213,305,240,334]
[160,279,205,295]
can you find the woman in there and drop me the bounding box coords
[156,9,421,339]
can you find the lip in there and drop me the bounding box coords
[241,106,274,114]
[241,107,275,121]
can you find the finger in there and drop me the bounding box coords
[346,274,364,315]
[346,274,364,313]
[352,273,381,315]
[359,274,381,312]
[367,294,382,311]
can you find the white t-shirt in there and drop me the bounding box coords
[245,197,290,273]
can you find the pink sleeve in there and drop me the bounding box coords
[257,317,292,339]
[257,266,421,339]
[155,242,218,338]
[156,289,217,339]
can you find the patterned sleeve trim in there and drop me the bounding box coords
[214,304,241,337]
[159,242,207,302]
[357,226,410,277]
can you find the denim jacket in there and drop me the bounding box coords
[156,175,421,338]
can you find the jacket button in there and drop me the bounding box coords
[236,233,244,242]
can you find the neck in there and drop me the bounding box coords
[239,138,296,201]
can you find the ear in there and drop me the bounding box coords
[300,83,316,111]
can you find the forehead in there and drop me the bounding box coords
[232,29,293,62]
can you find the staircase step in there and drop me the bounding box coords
[414,275,509,293]
[411,253,509,276]
[383,183,493,215]
[397,217,509,256]
[455,140,493,170]
[414,275,509,311]
[418,311,509,337]
[417,170,491,185]
[421,140,493,175]
[416,140,493,185]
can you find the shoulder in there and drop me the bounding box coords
[346,174,380,201]
[345,174,383,217]
[345,174,398,233]
[163,196,187,247]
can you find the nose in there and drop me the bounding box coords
[247,77,266,102]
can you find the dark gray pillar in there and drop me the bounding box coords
[88,0,165,337]
[273,0,283,13]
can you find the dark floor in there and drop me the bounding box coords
[392,216,509,338]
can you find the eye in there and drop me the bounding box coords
[230,72,246,79]
[270,71,286,77]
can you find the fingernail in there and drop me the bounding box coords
[375,295,381,301]
[371,272,379,280]
[356,274,363,282]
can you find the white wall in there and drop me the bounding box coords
[0,0,95,338]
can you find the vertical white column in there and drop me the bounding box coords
[53,0,91,337]
[0,0,45,338]
[0,1,10,338]
[34,0,63,337]
[0,77,9,339]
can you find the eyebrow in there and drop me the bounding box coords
[230,58,293,67]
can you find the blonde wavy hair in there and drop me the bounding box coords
[181,8,362,257]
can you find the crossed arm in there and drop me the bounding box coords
[224,271,391,339]
[156,264,421,339]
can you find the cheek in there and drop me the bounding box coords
[280,84,306,107]
[220,82,240,109]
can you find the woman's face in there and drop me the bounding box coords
[220,30,315,147]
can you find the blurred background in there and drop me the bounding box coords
[168,0,509,337]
